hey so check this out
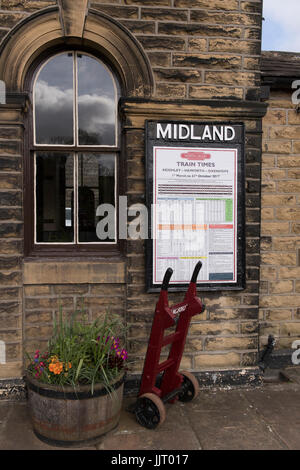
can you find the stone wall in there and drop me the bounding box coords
[0,104,24,380]
[24,283,126,354]
[122,100,264,374]
[260,89,300,351]
[0,0,266,383]
[91,0,262,101]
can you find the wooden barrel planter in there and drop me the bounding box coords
[26,372,124,448]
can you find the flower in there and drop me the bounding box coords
[120,349,128,361]
[26,309,128,394]
[49,361,63,375]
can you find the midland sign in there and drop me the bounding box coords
[146,120,245,292]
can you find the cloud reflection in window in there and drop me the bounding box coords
[34,52,118,146]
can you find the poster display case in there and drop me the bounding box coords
[145,121,245,292]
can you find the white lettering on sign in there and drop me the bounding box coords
[156,123,236,142]
[172,305,188,315]
[157,123,172,139]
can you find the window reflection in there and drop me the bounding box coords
[34,52,118,147]
[77,54,117,146]
[34,52,119,245]
[36,153,74,242]
[35,53,74,145]
[78,154,115,242]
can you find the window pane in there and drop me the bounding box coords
[77,54,117,146]
[35,53,74,145]
[36,153,74,242]
[78,153,115,242]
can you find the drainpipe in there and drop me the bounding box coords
[258,334,276,372]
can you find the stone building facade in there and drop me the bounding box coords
[0,0,298,396]
[260,51,300,364]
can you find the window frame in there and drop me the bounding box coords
[24,47,125,258]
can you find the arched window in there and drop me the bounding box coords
[29,51,120,252]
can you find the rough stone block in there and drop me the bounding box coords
[269,281,294,294]
[141,7,188,21]
[156,83,186,99]
[263,141,292,154]
[189,85,243,99]
[153,68,202,83]
[119,20,155,34]
[0,223,22,238]
[125,0,170,4]
[147,52,171,67]
[0,13,26,28]
[205,70,258,86]
[261,222,290,235]
[190,10,261,27]
[173,53,242,69]
[174,0,239,10]
[188,38,208,52]
[92,4,138,17]
[1,1,56,10]
[205,336,257,351]
[136,35,186,50]
[194,352,241,368]
[265,109,287,125]
[260,295,300,308]
[190,322,239,336]
[158,22,243,38]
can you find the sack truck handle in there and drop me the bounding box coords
[162,267,173,291]
[191,261,202,284]
[162,262,201,291]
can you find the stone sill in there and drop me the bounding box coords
[0,362,23,381]
[24,260,126,285]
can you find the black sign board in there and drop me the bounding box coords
[145,120,245,292]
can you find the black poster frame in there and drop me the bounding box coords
[145,120,246,293]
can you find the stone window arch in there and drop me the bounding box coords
[0,4,153,256]
[0,5,153,97]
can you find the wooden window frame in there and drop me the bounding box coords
[24,47,125,259]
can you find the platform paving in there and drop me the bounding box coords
[0,369,300,451]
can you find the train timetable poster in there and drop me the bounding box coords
[146,121,245,292]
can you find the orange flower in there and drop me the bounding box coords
[48,356,71,376]
[49,360,63,375]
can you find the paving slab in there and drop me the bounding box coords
[0,381,299,451]
[242,383,300,424]
[0,401,96,450]
[281,366,300,385]
[267,423,300,450]
[183,386,289,450]
[97,398,202,451]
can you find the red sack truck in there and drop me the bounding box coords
[129,261,205,429]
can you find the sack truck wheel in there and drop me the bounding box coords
[178,371,199,403]
[135,393,166,429]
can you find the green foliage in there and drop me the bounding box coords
[26,308,128,394]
